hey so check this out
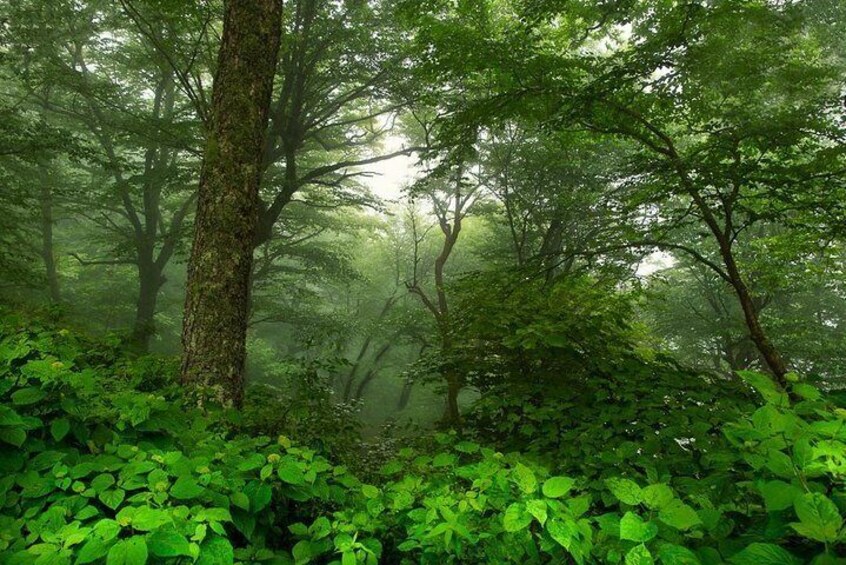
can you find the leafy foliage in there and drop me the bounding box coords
[3,317,846,563]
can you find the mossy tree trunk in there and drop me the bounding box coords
[181,0,283,408]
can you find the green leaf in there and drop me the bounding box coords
[94,519,121,541]
[148,530,192,558]
[546,518,579,550]
[247,482,272,513]
[260,464,273,480]
[503,503,533,532]
[791,383,821,401]
[288,523,309,537]
[195,507,231,523]
[342,551,356,565]
[620,512,658,542]
[758,480,801,512]
[77,537,113,564]
[737,371,789,406]
[0,427,26,447]
[641,484,674,510]
[765,450,795,479]
[542,476,575,498]
[170,476,205,499]
[231,492,250,511]
[129,507,172,531]
[107,536,148,565]
[595,513,621,537]
[513,463,538,494]
[432,453,457,467]
[659,500,702,531]
[362,484,380,499]
[76,506,100,521]
[568,494,591,518]
[625,544,654,565]
[277,461,305,485]
[454,441,479,453]
[334,533,354,552]
[728,543,800,565]
[197,536,234,565]
[309,517,332,539]
[791,493,842,543]
[50,418,71,441]
[11,386,46,405]
[92,473,116,493]
[292,539,313,562]
[99,488,126,510]
[526,499,548,525]
[657,544,701,564]
[0,405,24,426]
[607,478,642,505]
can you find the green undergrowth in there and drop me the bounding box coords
[1,315,845,564]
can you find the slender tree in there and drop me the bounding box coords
[407,165,481,425]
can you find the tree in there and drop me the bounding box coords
[253,0,422,249]
[4,0,209,349]
[570,1,846,388]
[181,0,284,407]
[475,127,635,283]
[400,0,846,390]
[644,236,846,381]
[406,163,482,425]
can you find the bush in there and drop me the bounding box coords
[1,315,845,564]
[0,316,372,564]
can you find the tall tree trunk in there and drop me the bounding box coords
[442,369,461,426]
[440,333,461,426]
[181,0,284,408]
[38,161,60,303]
[130,255,163,353]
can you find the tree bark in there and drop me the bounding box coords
[442,368,461,425]
[672,141,790,389]
[130,255,164,352]
[181,0,284,408]
[717,241,789,387]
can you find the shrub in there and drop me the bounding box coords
[2,315,845,564]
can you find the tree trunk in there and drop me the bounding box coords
[181,0,284,408]
[439,329,462,426]
[716,239,789,388]
[353,342,393,401]
[442,369,461,426]
[397,378,414,411]
[731,274,789,385]
[683,183,790,389]
[130,256,163,353]
[38,161,60,303]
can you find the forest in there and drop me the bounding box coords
[0,0,845,563]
